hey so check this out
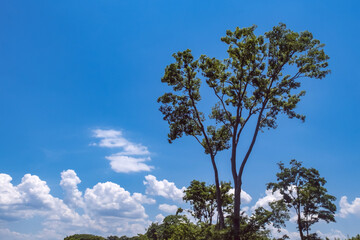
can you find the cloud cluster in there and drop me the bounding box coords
[0,169,351,240]
[0,170,154,239]
[92,129,153,173]
[339,196,360,218]
[0,173,78,221]
[143,175,186,202]
[84,181,147,219]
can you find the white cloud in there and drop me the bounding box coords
[143,175,186,202]
[106,155,153,173]
[0,228,31,240]
[0,173,79,221]
[316,229,346,240]
[339,196,360,218]
[267,224,300,240]
[158,204,178,214]
[0,170,152,239]
[132,193,156,204]
[92,129,153,173]
[60,170,84,209]
[84,182,147,219]
[251,189,283,211]
[0,174,22,205]
[228,188,252,204]
[92,129,149,155]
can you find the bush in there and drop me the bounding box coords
[64,234,106,240]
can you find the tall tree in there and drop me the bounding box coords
[267,160,336,240]
[158,23,330,239]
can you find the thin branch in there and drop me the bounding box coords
[211,86,232,122]
[236,107,254,144]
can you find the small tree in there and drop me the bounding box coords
[238,202,289,240]
[183,180,233,225]
[267,160,336,240]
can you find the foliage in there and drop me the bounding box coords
[107,236,145,240]
[145,214,199,240]
[347,234,360,240]
[235,201,289,240]
[144,179,290,240]
[64,234,149,240]
[183,180,233,225]
[158,45,230,228]
[267,160,336,240]
[158,23,330,239]
[64,234,106,240]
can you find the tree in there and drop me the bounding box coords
[64,234,106,240]
[158,23,330,239]
[183,180,233,225]
[267,160,336,240]
[145,214,199,240]
[238,202,289,240]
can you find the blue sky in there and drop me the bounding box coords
[0,0,359,239]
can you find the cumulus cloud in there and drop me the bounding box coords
[0,174,22,205]
[0,170,152,239]
[316,229,346,240]
[228,188,252,204]
[84,181,147,219]
[266,224,300,239]
[339,196,360,218]
[0,173,78,221]
[251,189,283,211]
[143,175,186,202]
[158,204,178,214]
[92,129,153,173]
[132,193,156,204]
[60,170,84,209]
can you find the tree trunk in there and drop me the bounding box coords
[210,155,225,229]
[230,129,240,240]
[233,179,241,240]
[232,105,265,240]
[297,213,304,240]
